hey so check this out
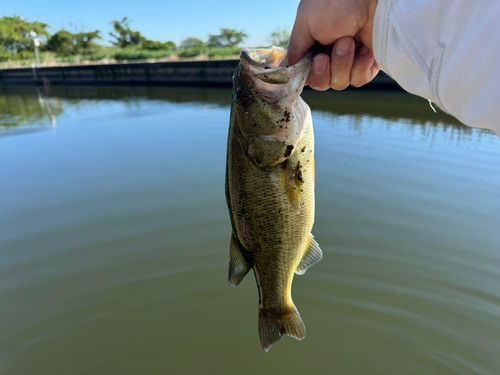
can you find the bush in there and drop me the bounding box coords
[177,46,206,58]
[142,40,176,51]
[146,50,171,59]
[82,53,108,61]
[58,56,76,63]
[113,49,171,61]
[207,46,240,58]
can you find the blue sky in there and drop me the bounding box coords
[3,0,298,47]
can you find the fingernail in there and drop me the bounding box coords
[358,46,370,56]
[313,55,328,75]
[335,38,350,56]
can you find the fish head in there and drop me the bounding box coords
[231,46,312,167]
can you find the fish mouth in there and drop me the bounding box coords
[239,46,313,86]
[241,46,288,69]
[240,46,313,70]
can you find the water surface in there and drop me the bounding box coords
[0,86,499,374]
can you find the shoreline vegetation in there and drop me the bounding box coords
[0,16,290,70]
[0,48,241,70]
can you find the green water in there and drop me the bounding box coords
[0,86,499,374]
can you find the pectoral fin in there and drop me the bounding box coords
[228,232,251,287]
[295,235,322,275]
[283,159,303,212]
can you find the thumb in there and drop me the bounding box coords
[287,22,316,66]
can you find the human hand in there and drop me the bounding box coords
[288,0,379,90]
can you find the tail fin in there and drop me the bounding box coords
[258,305,306,352]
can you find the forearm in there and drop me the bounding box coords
[373,0,500,134]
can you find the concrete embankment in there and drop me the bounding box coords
[0,59,400,89]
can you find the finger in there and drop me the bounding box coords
[287,2,316,65]
[350,46,380,87]
[329,37,355,91]
[307,53,331,91]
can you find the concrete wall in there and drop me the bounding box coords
[0,59,399,89]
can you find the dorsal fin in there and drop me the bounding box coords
[295,235,322,275]
[228,232,251,287]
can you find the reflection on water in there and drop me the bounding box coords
[1,85,494,144]
[0,87,61,135]
[0,86,499,374]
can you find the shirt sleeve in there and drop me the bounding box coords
[373,0,500,134]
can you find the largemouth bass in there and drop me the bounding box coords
[225,46,322,352]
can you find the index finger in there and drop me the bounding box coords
[287,16,316,66]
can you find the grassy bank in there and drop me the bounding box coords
[0,46,242,69]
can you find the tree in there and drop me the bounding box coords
[0,47,12,62]
[269,27,290,47]
[0,15,49,55]
[109,17,145,48]
[206,28,247,48]
[46,30,101,56]
[164,41,177,51]
[180,37,205,49]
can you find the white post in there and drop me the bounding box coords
[29,30,41,67]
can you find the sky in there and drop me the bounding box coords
[2,0,299,47]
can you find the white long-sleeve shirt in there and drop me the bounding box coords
[373,0,500,134]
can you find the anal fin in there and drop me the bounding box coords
[295,235,322,275]
[228,232,251,287]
